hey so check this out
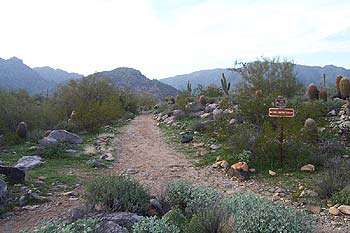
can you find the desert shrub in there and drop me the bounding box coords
[162,208,188,231]
[234,57,303,98]
[166,180,221,216]
[190,120,208,132]
[185,207,234,233]
[166,180,192,210]
[25,218,100,233]
[41,143,70,158]
[85,175,150,214]
[176,92,190,111]
[132,216,180,233]
[200,85,222,98]
[27,129,46,142]
[222,192,315,233]
[316,158,350,198]
[331,190,350,205]
[228,123,258,153]
[231,150,252,164]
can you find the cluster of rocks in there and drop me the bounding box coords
[212,158,253,181]
[328,101,350,141]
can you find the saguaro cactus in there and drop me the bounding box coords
[220,73,231,96]
[307,83,319,101]
[339,77,350,99]
[187,80,192,96]
[319,74,327,101]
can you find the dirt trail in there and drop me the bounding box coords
[0,114,345,232]
[112,114,243,196]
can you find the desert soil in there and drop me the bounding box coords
[0,114,347,232]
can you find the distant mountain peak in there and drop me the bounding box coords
[8,56,23,64]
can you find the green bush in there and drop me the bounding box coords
[24,218,100,233]
[185,207,234,233]
[331,190,350,205]
[85,175,150,214]
[166,180,221,216]
[222,192,315,233]
[41,143,70,158]
[162,208,188,231]
[132,216,180,233]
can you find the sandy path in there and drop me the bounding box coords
[112,114,245,196]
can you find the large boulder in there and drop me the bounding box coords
[100,212,143,230]
[338,205,350,215]
[205,103,219,113]
[186,102,204,113]
[172,109,185,119]
[213,109,224,121]
[39,137,58,147]
[48,130,82,144]
[14,156,44,171]
[0,166,25,183]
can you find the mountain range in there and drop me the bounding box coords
[0,57,178,99]
[2,56,350,98]
[160,65,350,90]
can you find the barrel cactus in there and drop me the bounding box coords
[307,84,319,100]
[339,77,350,99]
[319,88,327,101]
[16,122,28,139]
[198,95,207,106]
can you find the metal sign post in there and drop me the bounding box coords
[268,96,295,165]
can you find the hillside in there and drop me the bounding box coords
[92,67,178,99]
[34,66,82,84]
[0,57,56,95]
[161,64,350,90]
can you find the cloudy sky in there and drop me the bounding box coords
[0,0,350,78]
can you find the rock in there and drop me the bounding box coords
[100,212,142,229]
[65,149,78,154]
[249,168,256,173]
[16,122,28,139]
[300,164,315,172]
[329,206,340,216]
[164,116,176,125]
[19,195,27,207]
[84,145,97,155]
[200,113,212,119]
[99,221,128,233]
[149,198,163,215]
[39,137,58,147]
[192,143,204,148]
[181,133,193,143]
[210,144,221,150]
[186,102,203,113]
[47,130,82,144]
[213,108,224,121]
[125,168,138,175]
[14,156,43,171]
[220,160,230,169]
[70,207,85,221]
[269,170,277,176]
[205,103,219,113]
[307,205,321,214]
[338,205,350,215]
[299,189,318,198]
[328,110,337,116]
[0,179,8,205]
[231,162,249,172]
[87,159,106,168]
[172,109,185,119]
[100,153,114,161]
[229,119,236,126]
[0,166,25,183]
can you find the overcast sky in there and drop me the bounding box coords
[0,0,350,79]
